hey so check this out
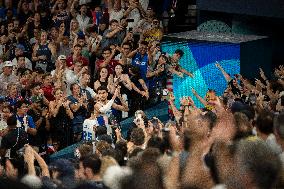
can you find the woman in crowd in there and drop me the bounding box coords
[49,89,73,149]
[26,11,42,39]
[32,30,56,72]
[5,83,24,109]
[109,64,132,119]
[68,83,88,143]
[41,74,55,102]
[129,66,149,115]
[94,67,110,92]
[109,64,132,94]
[70,19,81,45]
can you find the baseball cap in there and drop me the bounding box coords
[58,55,66,60]
[77,31,85,39]
[30,96,43,104]
[49,159,75,177]
[16,44,25,52]
[3,61,13,67]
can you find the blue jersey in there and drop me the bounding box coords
[82,119,98,141]
[131,53,149,81]
[16,115,36,130]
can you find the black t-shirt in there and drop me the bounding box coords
[0,128,28,159]
[18,11,33,26]
[27,109,49,147]
[88,181,108,189]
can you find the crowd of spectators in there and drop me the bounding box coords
[0,0,284,189]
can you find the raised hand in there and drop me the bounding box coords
[259,68,267,80]
[63,100,70,108]
[215,62,221,68]
[113,87,120,98]
[24,145,35,164]
[180,97,190,106]
[177,72,184,78]
[191,88,197,95]
[169,92,175,101]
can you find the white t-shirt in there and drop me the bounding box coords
[51,68,79,95]
[110,9,124,21]
[76,15,91,32]
[79,0,91,5]
[89,35,102,51]
[82,118,98,141]
[266,133,282,155]
[11,57,33,70]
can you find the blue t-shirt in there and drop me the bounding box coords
[67,95,87,125]
[16,114,37,145]
[16,114,36,129]
[131,53,149,81]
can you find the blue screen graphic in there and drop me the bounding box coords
[161,41,240,108]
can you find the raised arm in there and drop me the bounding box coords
[32,44,39,62]
[100,49,116,68]
[68,0,79,18]
[112,90,129,112]
[95,88,119,113]
[121,74,133,90]
[127,48,138,58]
[215,62,231,82]
[168,92,183,122]
[191,88,207,107]
[24,145,36,176]
[180,66,194,78]
[105,27,123,38]
[113,99,129,112]
[33,148,50,177]
[168,66,184,78]
[49,100,62,117]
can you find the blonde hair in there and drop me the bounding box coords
[96,141,111,154]
[7,83,17,91]
[100,156,118,176]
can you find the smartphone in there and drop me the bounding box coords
[127,19,135,22]
[163,89,169,96]
[281,96,284,106]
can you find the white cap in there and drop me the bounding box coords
[58,55,66,60]
[3,61,13,67]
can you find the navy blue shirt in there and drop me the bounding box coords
[67,95,87,125]
[131,53,149,81]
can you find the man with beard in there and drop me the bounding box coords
[0,115,28,159]
[94,86,128,134]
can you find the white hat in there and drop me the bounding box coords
[3,61,13,67]
[58,55,66,60]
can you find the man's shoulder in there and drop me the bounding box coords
[103,29,112,36]
[66,55,73,61]
[87,181,107,189]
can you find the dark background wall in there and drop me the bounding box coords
[197,0,284,19]
[197,0,284,71]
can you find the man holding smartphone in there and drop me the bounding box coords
[100,19,126,49]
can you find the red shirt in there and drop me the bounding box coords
[66,55,89,67]
[96,59,119,75]
[42,85,55,101]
